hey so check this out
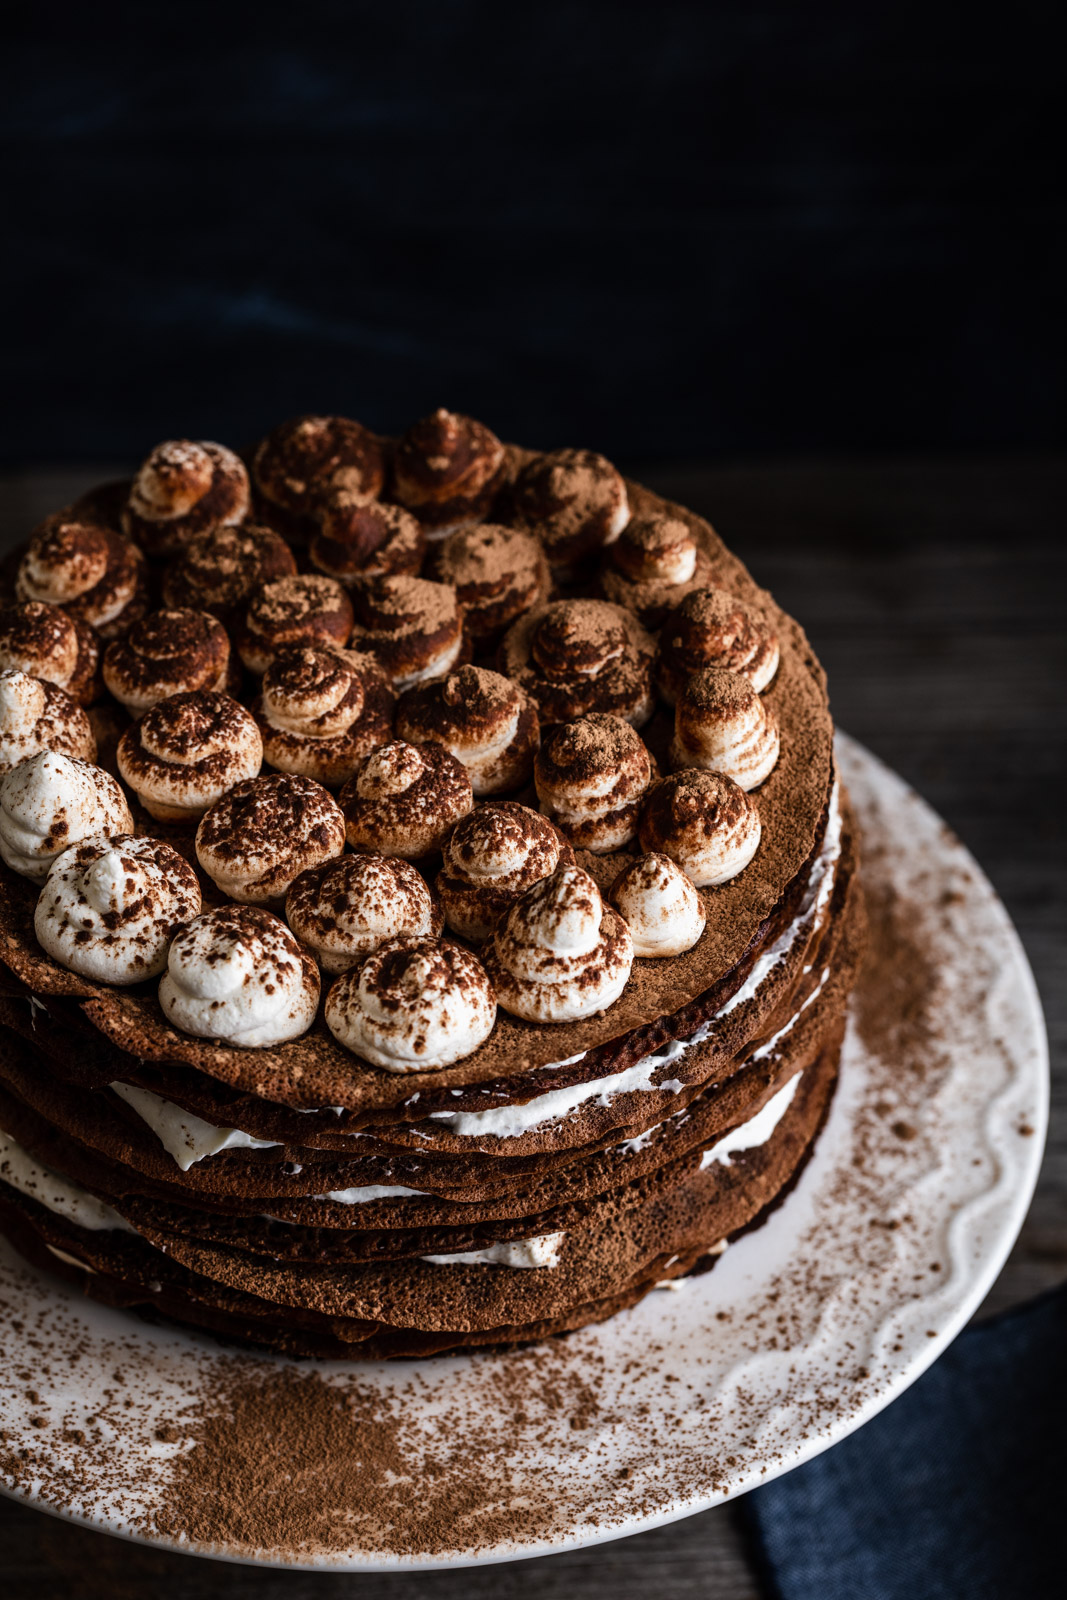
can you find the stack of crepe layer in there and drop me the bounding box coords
[0,470,864,1356]
[0,787,862,1358]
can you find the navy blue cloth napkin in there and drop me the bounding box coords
[741,1282,1067,1600]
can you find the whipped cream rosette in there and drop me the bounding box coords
[499,598,656,729]
[286,854,443,974]
[0,752,132,882]
[0,601,100,706]
[669,666,780,790]
[436,801,574,943]
[484,863,634,1023]
[255,644,395,789]
[102,608,233,714]
[17,516,148,639]
[341,740,473,860]
[598,513,716,628]
[430,523,551,643]
[608,852,707,958]
[534,712,656,853]
[116,691,263,823]
[123,439,250,558]
[396,665,539,798]
[325,937,496,1070]
[657,587,780,704]
[159,904,319,1047]
[0,669,96,773]
[196,772,345,904]
[347,573,465,689]
[253,414,385,540]
[639,768,762,887]
[310,498,424,583]
[392,408,507,537]
[237,574,354,675]
[161,522,297,617]
[35,833,200,984]
[511,447,629,572]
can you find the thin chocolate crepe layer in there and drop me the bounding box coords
[0,1184,718,1360]
[0,1022,842,1358]
[0,480,833,1112]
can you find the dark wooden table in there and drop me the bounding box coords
[2,456,1064,1598]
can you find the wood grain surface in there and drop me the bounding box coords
[1,456,1063,1599]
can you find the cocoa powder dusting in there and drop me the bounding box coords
[150,1365,413,1554]
[139,1340,675,1558]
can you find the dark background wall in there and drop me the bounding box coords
[2,1,1061,465]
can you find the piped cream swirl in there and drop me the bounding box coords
[35,834,201,984]
[608,852,706,957]
[669,667,780,791]
[159,905,320,1047]
[484,864,633,1023]
[326,937,496,1071]
[0,751,132,882]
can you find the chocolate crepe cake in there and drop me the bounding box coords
[0,413,865,1358]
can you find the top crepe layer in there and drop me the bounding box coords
[0,475,833,1112]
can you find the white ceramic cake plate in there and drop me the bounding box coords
[0,734,1049,1569]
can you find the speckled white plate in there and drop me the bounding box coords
[0,734,1049,1569]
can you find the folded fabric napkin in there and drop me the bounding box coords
[741,1282,1066,1600]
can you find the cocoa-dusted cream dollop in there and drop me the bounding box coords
[161,523,297,618]
[254,644,395,788]
[534,713,657,853]
[0,601,100,706]
[511,448,629,572]
[391,408,508,537]
[348,574,465,689]
[0,670,96,774]
[395,665,538,797]
[325,936,496,1071]
[484,863,633,1024]
[599,514,716,628]
[309,498,425,584]
[160,905,319,1048]
[102,608,234,714]
[639,768,762,887]
[286,853,443,973]
[670,666,780,790]
[430,524,551,644]
[499,599,657,729]
[116,691,263,822]
[17,517,148,640]
[656,587,780,704]
[122,440,250,559]
[341,739,473,861]
[436,801,575,943]
[608,852,706,958]
[196,772,346,905]
[235,574,354,674]
[0,751,132,883]
[35,833,201,985]
[252,415,386,540]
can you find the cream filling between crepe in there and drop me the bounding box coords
[0,1126,135,1233]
